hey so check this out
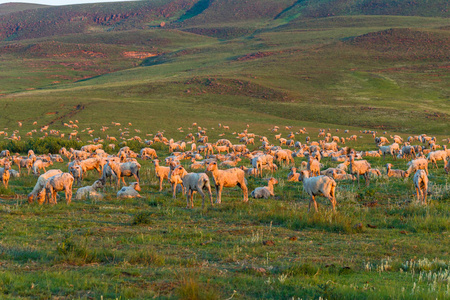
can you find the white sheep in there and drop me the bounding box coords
[287,167,300,182]
[300,170,336,212]
[0,162,11,188]
[45,172,74,204]
[28,169,63,204]
[172,165,213,208]
[75,180,104,200]
[307,156,320,177]
[427,150,447,169]
[206,162,248,203]
[385,163,406,178]
[117,182,142,198]
[108,161,141,186]
[251,177,278,199]
[413,170,428,205]
[32,159,53,175]
[405,158,429,177]
[348,156,371,186]
[153,159,170,191]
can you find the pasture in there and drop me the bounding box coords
[0,121,449,299]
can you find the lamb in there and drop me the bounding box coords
[251,177,278,199]
[45,172,74,204]
[206,161,248,203]
[385,163,406,178]
[300,170,337,212]
[108,161,141,186]
[172,165,213,208]
[0,162,11,188]
[153,159,170,191]
[117,182,142,198]
[405,158,429,177]
[32,159,53,175]
[28,169,63,203]
[427,150,447,169]
[287,167,300,182]
[75,180,104,200]
[348,156,371,186]
[307,156,321,177]
[413,170,428,205]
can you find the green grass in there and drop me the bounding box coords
[0,131,449,298]
[0,1,448,298]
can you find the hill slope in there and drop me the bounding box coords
[0,0,448,135]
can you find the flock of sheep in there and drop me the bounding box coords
[0,121,449,211]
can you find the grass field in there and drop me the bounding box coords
[0,0,449,298]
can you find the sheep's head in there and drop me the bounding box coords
[206,162,217,171]
[132,182,141,192]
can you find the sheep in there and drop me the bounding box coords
[206,161,248,203]
[330,170,356,181]
[108,161,141,186]
[300,170,336,212]
[385,163,406,178]
[99,161,118,186]
[413,170,428,205]
[378,143,400,159]
[240,165,259,177]
[251,154,275,177]
[167,161,184,199]
[251,177,278,199]
[32,159,53,175]
[75,180,104,200]
[400,145,416,159]
[368,168,382,178]
[348,156,371,186]
[287,167,300,182]
[13,156,35,175]
[172,165,213,208]
[45,173,74,204]
[440,156,450,173]
[28,169,63,203]
[274,150,294,166]
[69,165,83,186]
[117,182,142,198]
[307,156,320,177]
[153,159,170,191]
[0,162,11,188]
[139,147,158,160]
[219,157,241,168]
[427,150,447,169]
[405,158,429,177]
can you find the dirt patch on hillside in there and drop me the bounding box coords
[236,51,276,62]
[122,51,157,59]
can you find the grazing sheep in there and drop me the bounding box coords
[251,177,278,199]
[413,170,428,205]
[75,180,104,200]
[378,143,400,159]
[251,154,275,177]
[117,182,142,198]
[69,165,83,186]
[348,156,371,186]
[368,168,382,178]
[28,169,63,203]
[172,165,213,208]
[385,163,406,178]
[168,161,183,199]
[139,147,158,160]
[0,162,11,188]
[45,173,74,204]
[0,150,10,157]
[206,162,248,203]
[108,161,141,186]
[32,159,53,175]
[300,170,337,212]
[427,150,447,169]
[405,158,429,177]
[274,150,294,166]
[153,159,170,191]
[445,159,450,174]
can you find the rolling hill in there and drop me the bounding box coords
[0,0,448,135]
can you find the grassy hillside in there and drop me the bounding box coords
[0,2,47,15]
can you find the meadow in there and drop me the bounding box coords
[0,0,449,298]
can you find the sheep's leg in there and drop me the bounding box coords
[198,188,206,209]
[216,185,223,204]
[206,184,213,206]
[172,183,177,199]
[423,188,427,205]
[416,187,420,202]
[241,182,248,203]
[158,176,163,191]
[185,189,191,208]
[43,167,46,173]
